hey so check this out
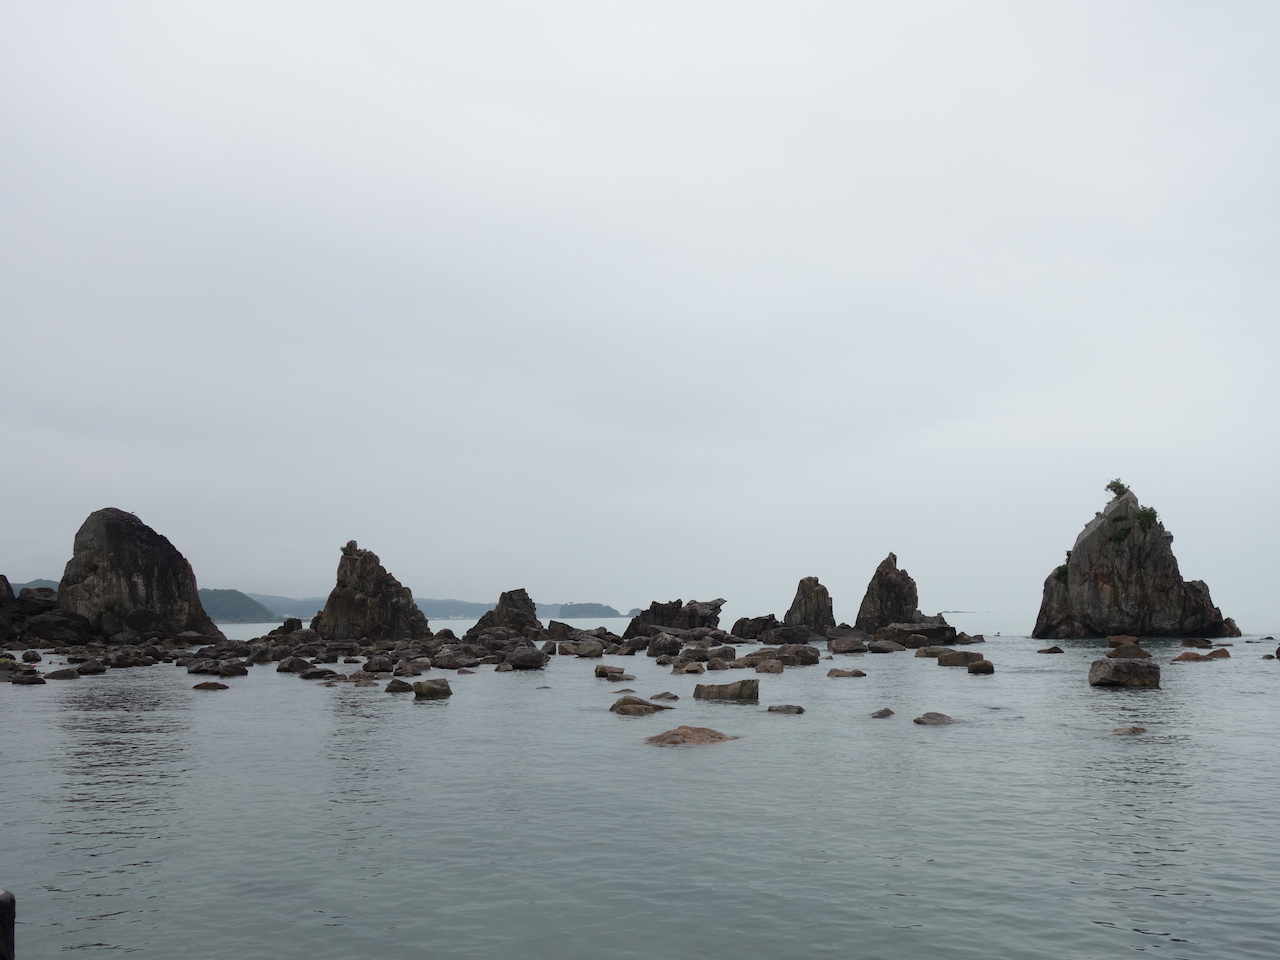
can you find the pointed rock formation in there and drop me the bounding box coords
[623,598,725,639]
[1032,484,1239,639]
[855,553,922,634]
[57,508,223,643]
[465,588,542,639]
[310,541,431,642]
[783,577,835,636]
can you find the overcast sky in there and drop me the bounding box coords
[3,1,1277,631]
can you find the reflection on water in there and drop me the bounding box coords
[2,633,1279,959]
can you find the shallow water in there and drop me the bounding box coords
[3,623,1279,959]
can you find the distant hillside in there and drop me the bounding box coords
[245,594,330,618]
[558,602,623,618]
[8,578,59,592]
[420,599,497,619]
[237,592,630,623]
[199,589,283,623]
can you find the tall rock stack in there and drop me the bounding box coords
[311,541,431,641]
[783,577,836,636]
[1032,484,1239,639]
[57,507,224,643]
[854,554,922,634]
[464,588,542,639]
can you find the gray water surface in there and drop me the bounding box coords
[3,627,1278,959]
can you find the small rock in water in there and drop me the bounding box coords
[536,685,551,689]
[192,681,229,691]
[1088,659,1160,687]
[755,660,784,674]
[1038,646,1065,654]
[938,651,983,667]
[385,679,414,693]
[644,725,739,746]
[650,692,679,701]
[967,659,994,674]
[610,695,673,716]
[21,650,42,663]
[827,668,866,678]
[767,704,805,714]
[413,678,453,700]
[1207,648,1230,659]
[494,662,514,672]
[871,708,894,718]
[913,712,957,725]
[457,668,475,674]
[1107,643,1152,659]
[1110,725,1147,736]
[44,668,81,680]
[605,673,636,682]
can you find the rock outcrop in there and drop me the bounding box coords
[310,541,431,642]
[465,588,542,639]
[855,554,924,634]
[1032,485,1240,639]
[57,508,223,643]
[783,577,835,636]
[623,598,725,639]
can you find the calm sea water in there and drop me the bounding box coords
[3,617,1279,959]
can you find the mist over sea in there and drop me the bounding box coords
[4,617,1279,959]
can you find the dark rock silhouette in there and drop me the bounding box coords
[623,598,725,639]
[783,577,835,636]
[1032,486,1239,639]
[311,541,431,642]
[855,554,922,634]
[466,588,542,639]
[731,614,780,640]
[57,508,223,643]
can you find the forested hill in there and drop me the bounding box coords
[198,589,283,623]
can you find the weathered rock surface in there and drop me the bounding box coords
[693,679,759,701]
[1110,726,1147,735]
[783,577,835,636]
[1088,658,1161,688]
[967,659,994,674]
[311,541,431,642]
[57,508,223,644]
[871,707,895,718]
[466,588,542,639]
[767,704,805,714]
[913,712,957,725]
[827,668,866,677]
[1033,486,1240,639]
[624,599,725,639]
[856,554,923,634]
[644,725,738,746]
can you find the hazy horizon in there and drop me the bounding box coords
[3,3,1277,632]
